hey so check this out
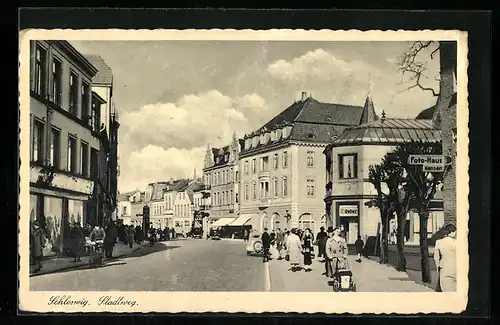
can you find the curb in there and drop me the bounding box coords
[29,243,149,277]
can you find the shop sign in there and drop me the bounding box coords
[30,165,94,195]
[339,205,358,217]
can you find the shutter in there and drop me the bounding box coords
[339,155,344,179]
[354,153,358,178]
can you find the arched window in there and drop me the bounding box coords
[298,213,316,233]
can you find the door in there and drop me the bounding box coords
[348,221,358,244]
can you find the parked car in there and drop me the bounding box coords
[187,227,203,239]
[246,232,263,255]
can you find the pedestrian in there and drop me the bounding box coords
[69,221,84,262]
[325,227,348,278]
[270,230,276,246]
[302,228,314,272]
[285,228,302,272]
[275,228,285,260]
[354,234,364,262]
[316,226,328,262]
[135,225,142,244]
[243,228,248,242]
[30,220,45,273]
[149,227,156,247]
[261,228,271,263]
[171,228,175,240]
[104,221,117,258]
[434,223,457,292]
[126,225,135,248]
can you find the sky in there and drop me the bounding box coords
[70,40,441,193]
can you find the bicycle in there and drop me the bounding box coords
[88,240,105,267]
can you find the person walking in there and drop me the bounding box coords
[302,228,314,272]
[434,224,457,292]
[285,228,302,272]
[325,227,348,278]
[69,221,84,262]
[30,220,45,273]
[104,221,118,258]
[316,226,328,262]
[261,228,271,263]
[354,235,364,262]
[126,225,135,248]
[275,228,285,260]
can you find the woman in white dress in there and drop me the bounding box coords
[285,228,303,272]
[434,224,457,292]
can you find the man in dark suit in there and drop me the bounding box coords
[261,228,271,263]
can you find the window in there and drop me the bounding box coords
[252,159,256,174]
[51,58,62,105]
[283,151,288,168]
[34,44,47,97]
[69,72,78,115]
[244,160,249,175]
[261,156,269,172]
[236,171,239,182]
[91,98,100,132]
[90,148,99,179]
[282,177,288,197]
[260,181,269,198]
[67,135,77,172]
[32,119,44,163]
[123,206,127,215]
[273,178,279,197]
[49,127,60,168]
[80,141,89,177]
[339,153,358,179]
[252,182,256,200]
[81,81,90,122]
[273,154,278,170]
[235,193,239,204]
[244,183,249,200]
[306,151,315,167]
[306,179,315,197]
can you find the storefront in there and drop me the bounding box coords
[30,165,94,256]
[335,202,360,244]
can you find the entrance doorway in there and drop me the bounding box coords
[339,217,358,244]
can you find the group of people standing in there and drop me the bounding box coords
[260,226,361,277]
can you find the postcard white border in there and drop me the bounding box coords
[18,29,469,314]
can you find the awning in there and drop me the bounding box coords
[229,214,256,227]
[210,218,235,228]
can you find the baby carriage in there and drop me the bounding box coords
[332,257,356,292]
[88,240,105,267]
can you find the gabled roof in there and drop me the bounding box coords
[328,118,442,148]
[118,190,138,202]
[359,95,378,124]
[83,54,113,86]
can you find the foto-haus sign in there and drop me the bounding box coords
[408,155,445,165]
[339,205,358,217]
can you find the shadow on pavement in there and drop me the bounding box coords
[118,242,181,259]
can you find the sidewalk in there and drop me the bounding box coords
[29,241,149,277]
[268,255,434,292]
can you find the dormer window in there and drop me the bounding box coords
[307,133,315,139]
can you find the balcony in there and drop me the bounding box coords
[258,170,270,180]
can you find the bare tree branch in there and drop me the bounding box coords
[395,41,440,97]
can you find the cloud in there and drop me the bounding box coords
[119,145,206,191]
[267,48,440,118]
[118,90,270,192]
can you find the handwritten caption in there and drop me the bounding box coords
[48,295,138,308]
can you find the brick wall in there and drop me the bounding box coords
[437,41,458,226]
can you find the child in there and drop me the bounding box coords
[355,235,364,262]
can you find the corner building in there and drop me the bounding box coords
[238,92,366,234]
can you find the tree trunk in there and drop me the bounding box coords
[395,210,407,271]
[418,210,432,283]
[380,211,389,264]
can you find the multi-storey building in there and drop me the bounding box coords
[29,40,104,256]
[130,191,146,226]
[238,92,367,234]
[143,181,172,229]
[116,190,141,225]
[83,54,120,223]
[202,132,243,228]
[192,185,212,233]
[171,180,204,234]
[323,104,444,244]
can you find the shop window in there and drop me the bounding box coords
[338,153,358,180]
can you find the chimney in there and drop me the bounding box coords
[301,91,307,101]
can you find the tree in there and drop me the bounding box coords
[391,141,443,283]
[397,41,441,97]
[380,152,414,272]
[368,164,392,264]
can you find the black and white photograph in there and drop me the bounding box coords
[18,29,469,313]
